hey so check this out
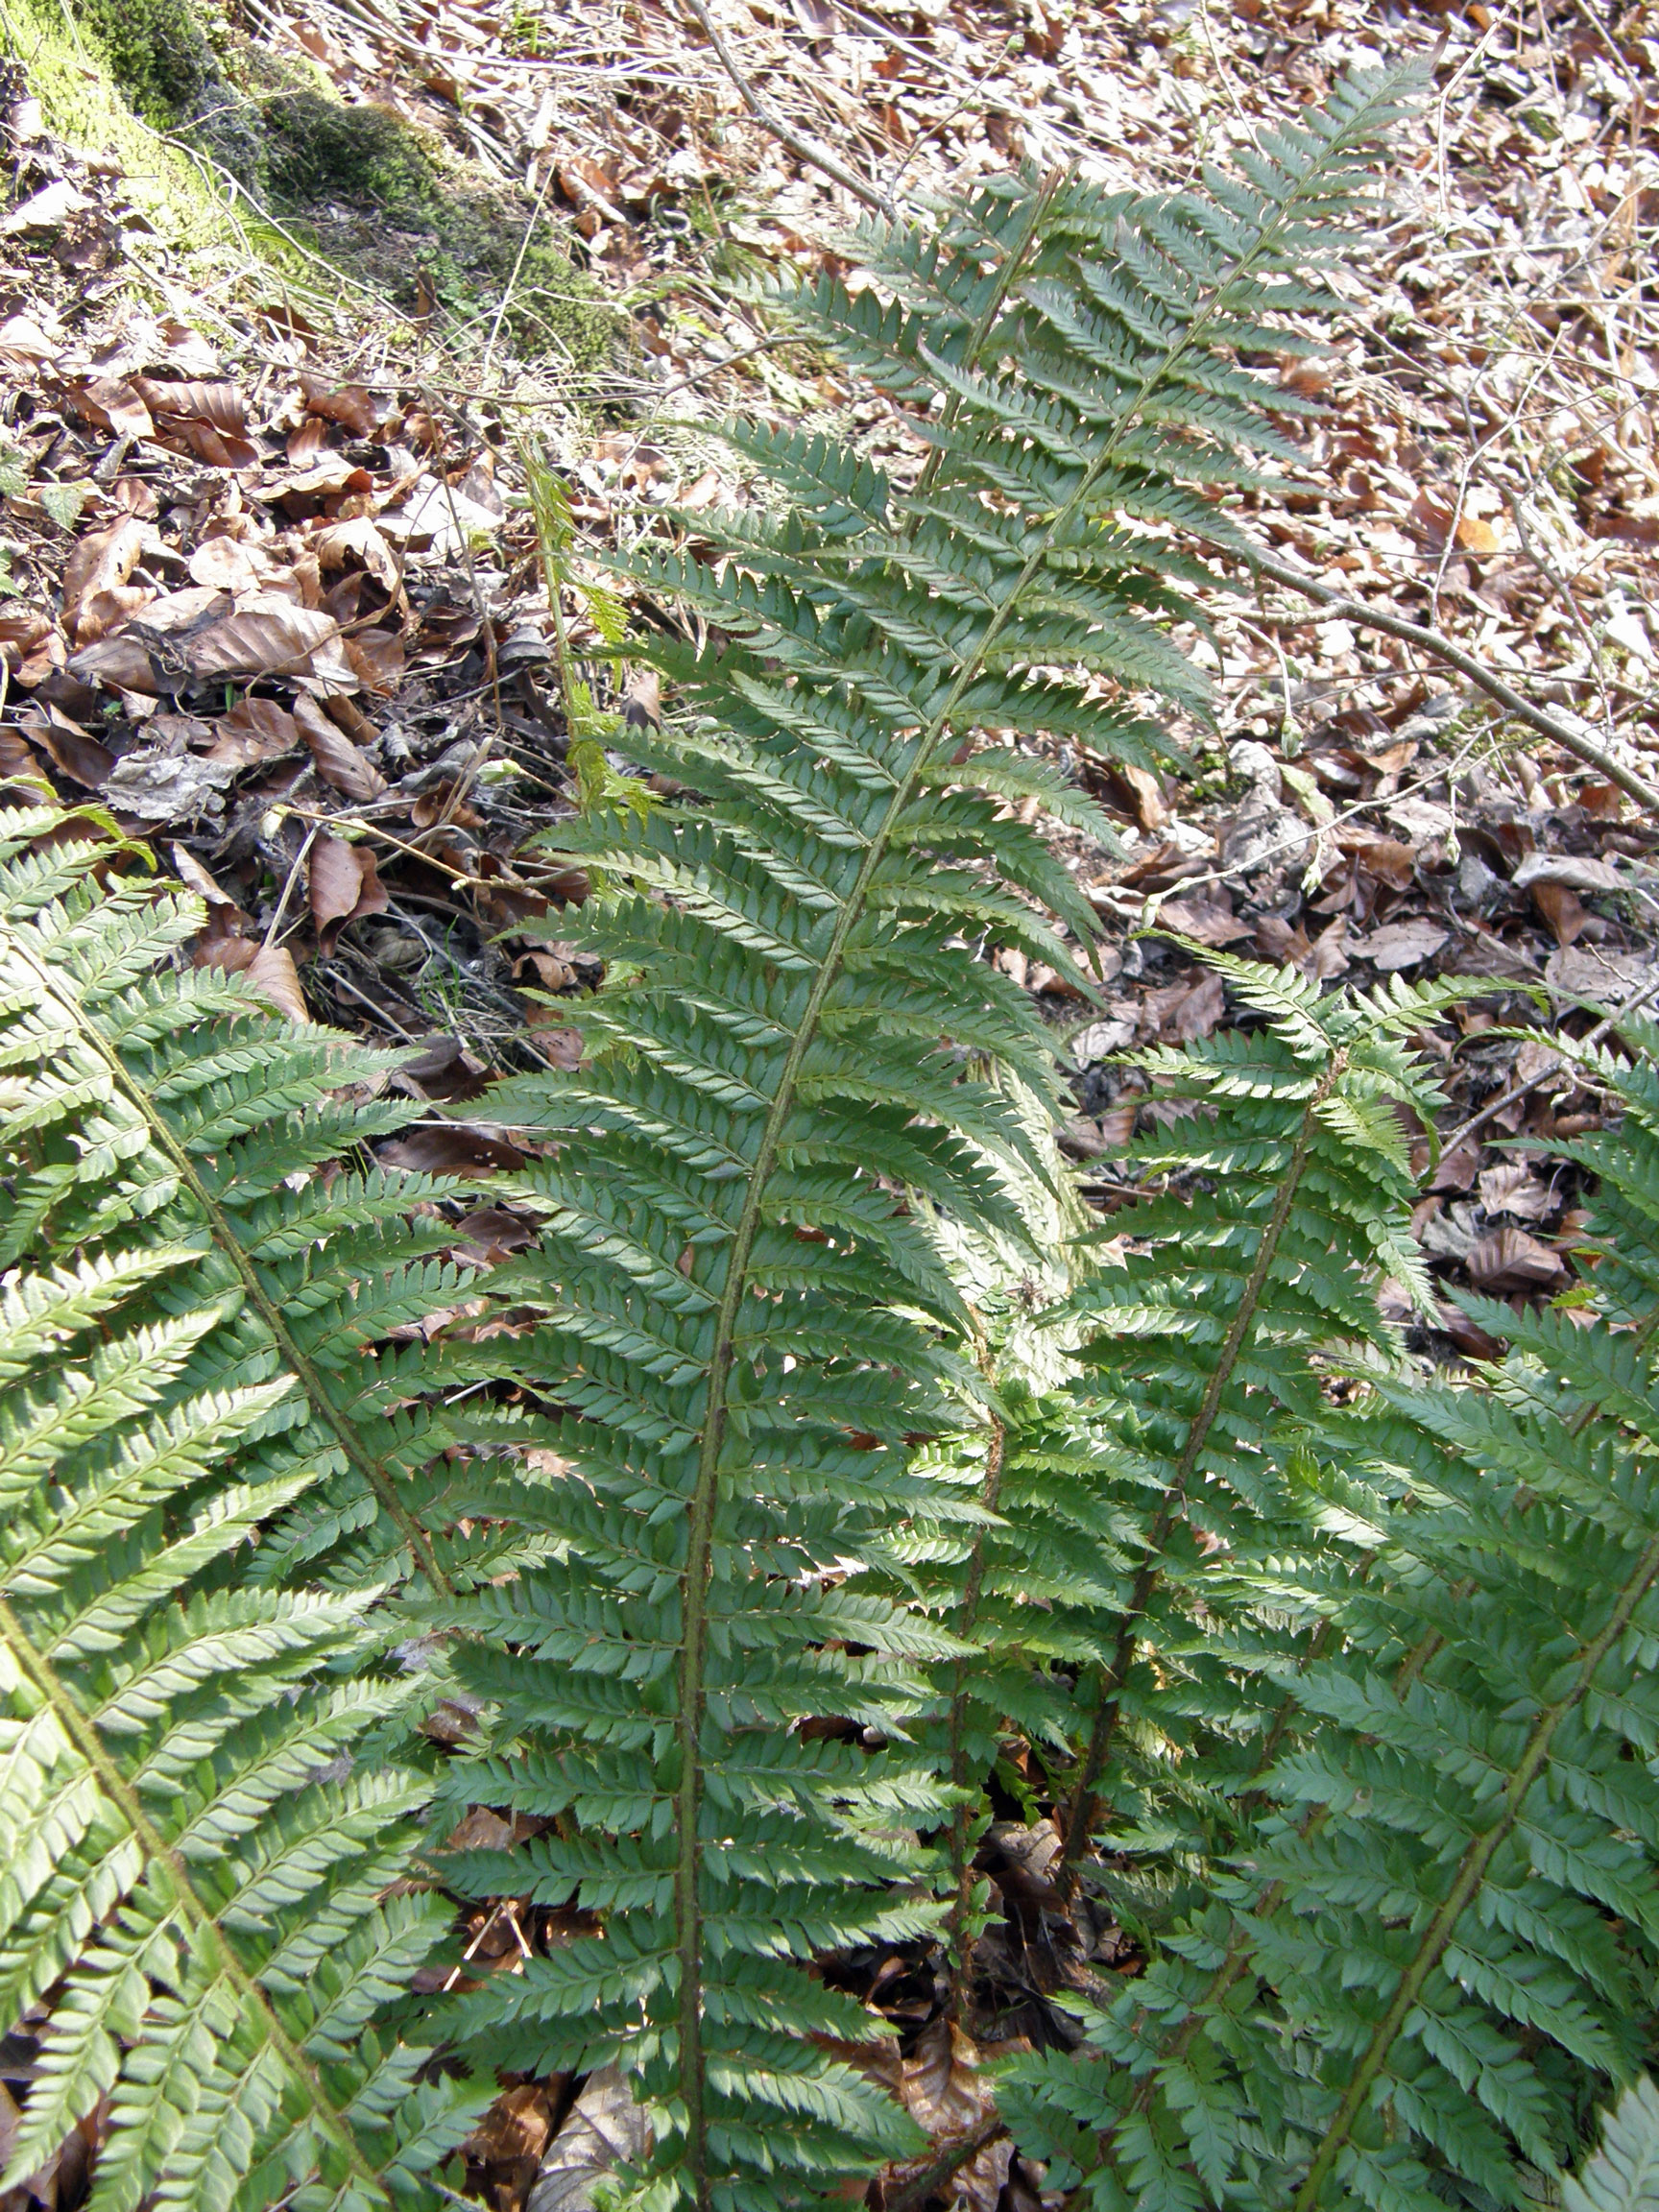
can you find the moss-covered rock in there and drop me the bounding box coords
[256,84,615,367]
[3,0,615,369]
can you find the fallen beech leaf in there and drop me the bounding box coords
[1156,891,1250,947]
[75,584,155,645]
[170,841,244,915]
[1358,918,1448,972]
[1530,879,1586,946]
[1342,833,1416,890]
[293,691,386,798]
[65,377,155,440]
[1545,946,1651,1003]
[131,377,248,436]
[300,374,385,438]
[188,536,267,591]
[311,517,401,591]
[187,603,352,685]
[344,628,405,692]
[1478,1162,1551,1221]
[527,2065,651,2212]
[1511,851,1624,894]
[1455,514,1501,554]
[1466,1226,1564,1293]
[246,941,309,1023]
[1430,1142,1479,1194]
[1,180,91,231]
[20,715,114,788]
[379,1125,528,1175]
[308,831,389,953]
[60,517,145,639]
[204,696,300,768]
[0,607,54,667]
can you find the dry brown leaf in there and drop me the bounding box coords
[379,1125,528,1175]
[1157,891,1250,947]
[1478,1162,1551,1222]
[312,517,401,591]
[204,696,301,769]
[220,940,311,1023]
[64,376,154,440]
[60,516,145,639]
[309,831,389,953]
[131,377,248,436]
[188,536,268,591]
[19,713,115,788]
[300,374,385,438]
[1358,918,1448,972]
[344,628,405,692]
[1430,1142,1479,1194]
[1466,1226,1564,1293]
[1455,514,1501,554]
[1530,879,1586,946]
[187,602,353,686]
[293,692,386,798]
[901,2020,993,2139]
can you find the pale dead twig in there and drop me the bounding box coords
[1442,968,1659,1154]
[1229,543,1659,815]
[677,0,896,215]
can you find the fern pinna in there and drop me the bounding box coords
[0,811,493,2212]
[1003,1030,1659,2212]
[430,68,1420,2211]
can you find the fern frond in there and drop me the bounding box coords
[449,67,1424,2210]
[0,816,492,2209]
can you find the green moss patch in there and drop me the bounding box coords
[258,87,614,367]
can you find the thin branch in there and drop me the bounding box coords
[679,0,895,214]
[1230,541,1659,814]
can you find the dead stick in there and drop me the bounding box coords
[679,0,895,215]
[883,2117,1005,2212]
[1231,541,1659,815]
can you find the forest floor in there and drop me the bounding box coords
[0,0,1655,2200]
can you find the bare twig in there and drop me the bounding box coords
[881,2118,1005,2212]
[679,0,895,214]
[1230,542,1659,815]
[1443,968,1659,1154]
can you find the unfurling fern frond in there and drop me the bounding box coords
[1003,1039,1659,2212]
[437,68,1423,2211]
[0,812,492,2210]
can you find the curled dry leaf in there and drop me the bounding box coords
[199,930,310,1023]
[204,695,300,768]
[129,377,248,437]
[63,377,154,440]
[293,691,387,799]
[18,713,114,788]
[300,374,384,438]
[308,830,389,953]
[60,516,145,639]
[311,517,401,591]
[1478,1162,1551,1221]
[344,627,405,693]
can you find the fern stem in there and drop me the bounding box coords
[1055,1052,1346,1895]
[1291,1526,1659,2212]
[0,1592,386,2201]
[9,931,453,1598]
[943,1395,1008,2014]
